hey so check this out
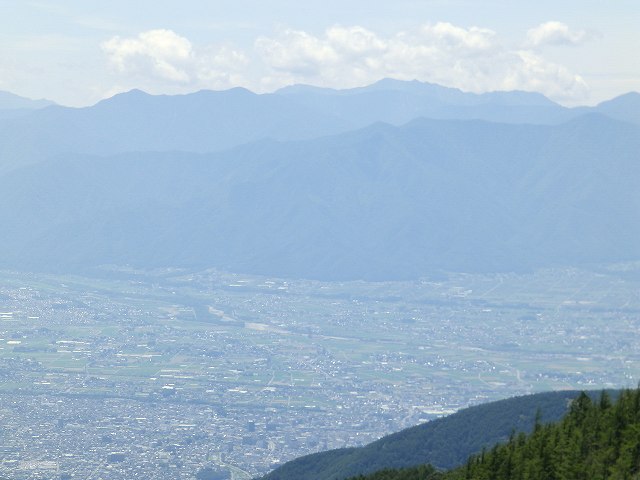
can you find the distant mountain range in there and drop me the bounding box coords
[0,80,638,280]
[0,90,54,110]
[261,390,606,480]
[1,79,638,173]
[0,90,55,120]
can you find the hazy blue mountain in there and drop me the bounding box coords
[278,78,557,106]
[276,79,639,127]
[593,91,640,126]
[0,90,54,110]
[261,390,607,480]
[0,87,351,172]
[1,80,637,175]
[0,114,637,280]
[0,91,55,121]
[275,78,573,127]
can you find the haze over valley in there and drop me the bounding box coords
[1,2,639,478]
[0,78,638,479]
[1,81,639,281]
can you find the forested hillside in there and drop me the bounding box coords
[346,388,640,480]
[262,391,598,480]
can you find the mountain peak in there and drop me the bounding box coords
[356,78,459,96]
[0,90,55,110]
[275,84,339,96]
[597,91,640,106]
[480,89,557,107]
[197,86,255,96]
[98,87,258,107]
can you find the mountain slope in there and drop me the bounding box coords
[0,90,54,110]
[0,91,55,121]
[0,115,638,280]
[348,388,638,480]
[276,78,571,127]
[261,390,604,480]
[594,92,640,127]
[0,88,350,173]
[1,80,637,175]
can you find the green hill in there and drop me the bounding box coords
[262,390,605,480]
[348,387,640,480]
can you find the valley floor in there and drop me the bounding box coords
[0,265,638,478]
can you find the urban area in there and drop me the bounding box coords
[0,265,638,479]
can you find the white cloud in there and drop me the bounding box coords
[102,29,193,82]
[255,29,340,76]
[101,23,590,103]
[255,23,588,101]
[102,29,248,89]
[504,51,588,101]
[418,22,498,54]
[526,21,591,47]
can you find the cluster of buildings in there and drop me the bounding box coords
[0,267,637,478]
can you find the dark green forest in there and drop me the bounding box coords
[347,388,640,480]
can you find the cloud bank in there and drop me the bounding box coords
[102,29,248,89]
[102,22,591,102]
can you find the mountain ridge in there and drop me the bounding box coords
[0,90,55,110]
[260,390,611,480]
[0,114,637,281]
[343,388,639,480]
[2,79,638,175]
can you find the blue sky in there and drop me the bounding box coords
[2,0,638,106]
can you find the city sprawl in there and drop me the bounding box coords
[0,265,639,479]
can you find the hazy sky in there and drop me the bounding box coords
[2,1,638,106]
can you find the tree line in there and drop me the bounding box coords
[347,387,640,480]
